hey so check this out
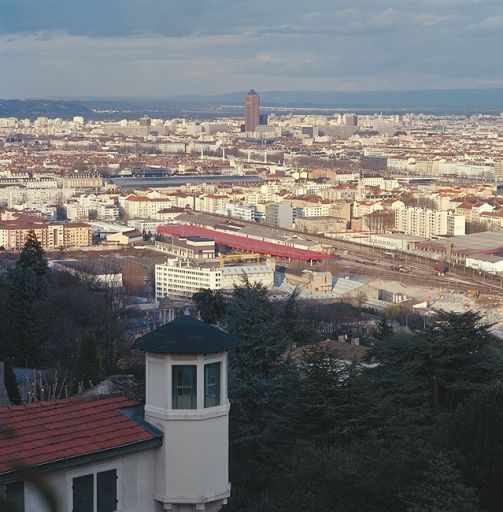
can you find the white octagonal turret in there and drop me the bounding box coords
[134,312,240,512]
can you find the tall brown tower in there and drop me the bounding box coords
[244,89,260,132]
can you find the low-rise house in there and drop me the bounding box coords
[0,314,240,512]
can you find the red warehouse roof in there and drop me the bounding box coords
[157,224,332,261]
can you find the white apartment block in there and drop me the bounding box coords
[98,203,120,221]
[362,177,385,189]
[292,202,331,218]
[395,207,465,237]
[265,202,294,229]
[66,203,89,221]
[155,259,223,301]
[226,202,258,222]
[122,195,172,219]
[155,259,274,301]
[198,195,230,214]
[353,201,384,218]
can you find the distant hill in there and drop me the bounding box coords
[0,99,93,118]
[170,89,503,110]
[2,89,503,119]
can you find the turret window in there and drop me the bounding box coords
[172,365,197,409]
[204,362,221,408]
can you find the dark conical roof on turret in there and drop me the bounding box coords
[134,315,241,354]
[246,89,258,96]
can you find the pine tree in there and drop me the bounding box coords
[402,453,480,512]
[3,232,50,366]
[280,288,313,346]
[367,310,503,410]
[192,288,226,324]
[374,316,393,340]
[225,277,296,501]
[3,360,21,404]
[449,386,503,512]
[17,230,48,280]
[74,330,104,390]
[226,276,288,364]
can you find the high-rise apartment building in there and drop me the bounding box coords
[244,89,260,132]
[395,207,465,237]
[265,202,294,229]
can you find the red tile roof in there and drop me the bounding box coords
[0,395,158,475]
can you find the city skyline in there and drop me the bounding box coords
[1,0,503,98]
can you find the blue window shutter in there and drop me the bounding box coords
[73,475,93,512]
[97,469,118,512]
[6,481,25,512]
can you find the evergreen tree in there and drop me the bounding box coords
[192,288,226,324]
[226,277,289,365]
[449,386,503,512]
[74,330,104,390]
[17,230,48,279]
[421,310,500,409]
[296,345,358,441]
[3,360,21,404]
[374,315,393,340]
[367,311,503,410]
[402,453,480,512]
[225,278,296,507]
[3,232,50,367]
[280,288,314,346]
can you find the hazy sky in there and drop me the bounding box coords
[1,0,502,98]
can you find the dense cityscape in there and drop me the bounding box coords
[2,0,503,511]
[1,90,503,510]
[1,91,503,330]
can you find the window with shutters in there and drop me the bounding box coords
[72,470,117,512]
[73,474,94,512]
[4,480,25,512]
[97,470,118,512]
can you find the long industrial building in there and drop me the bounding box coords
[157,224,331,262]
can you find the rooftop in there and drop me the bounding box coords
[157,224,331,261]
[221,264,273,276]
[0,395,162,476]
[134,314,241,354]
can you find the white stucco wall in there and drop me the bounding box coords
[19,448,159,512]
[145,352,230,511]
[465,256,503,274]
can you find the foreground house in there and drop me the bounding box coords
[0,313,240,512]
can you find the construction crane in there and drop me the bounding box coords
[218,252,262,267]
